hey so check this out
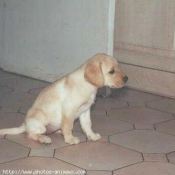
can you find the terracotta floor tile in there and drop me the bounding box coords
[134,124,155,130]
[7,132,86,149]
[0,107,17,113]
[0,85,13,95]
[1,71,175,173]
[0,139,29,163]
[112,87,162,103]
[91,108,106,115]
[0,86,13,109]
[108,107,174,125]
[29,148,54,157]
[87,170,112,175]
[0,92,36,110]
[167,152,175,164]
[110,130,175,153]
[129,102,146,107]
[0,70,21,82]
[0,112,25,129]
[143,153,168,162]
[0,135,4,139]
[74,115,133,136]
[0,157,85,175]
[94,97,128,110]
[97,87,106,97]
[113,162,175,175]
[147,98,175,114]
[19,106,31,115]
[0,70,21,80]
[155,120,175,136]
[55,142,142,171]
[29,87,45,96]
[0,76,49,93]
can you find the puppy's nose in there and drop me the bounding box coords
[123,76,128,83]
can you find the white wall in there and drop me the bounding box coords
[0,0,115,82]
[0,1,4,64]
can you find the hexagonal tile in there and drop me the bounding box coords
[129,102,146,107]
[0,76,49,93]
[113,162,175,175]
[0,157,85,174]
[29,87,44,96]
[110,130,175,153]
[97,87,106,97]
[7,132,86,149]
[155,120,175,136]
[94,97,128,110]
[74,115,133,136]
[147,98,175,114]
[167,152,175,164]
[19,106,31,115]
[0,70,21,80]
[55,142,142,171]
[0,86,14,110]
[29,148,54,157]
[134,124,155,130]
[0,85,13,94]
[0,135,4,139]
[0,139,29,163]
[91,107,106,116]
[87,171,112,175]
[143,153,168,162]
[0,107,17,113]
[0,112,25,129]
[0,92,36,110]
[111,87,162,103]
[107,107,174,125]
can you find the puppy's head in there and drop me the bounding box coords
[84,53,128,88]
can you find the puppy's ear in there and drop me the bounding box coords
[84,61,104,87]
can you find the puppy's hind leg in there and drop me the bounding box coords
[26,119,51,145]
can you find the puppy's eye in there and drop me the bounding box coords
[109,69,115,74]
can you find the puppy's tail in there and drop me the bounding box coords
[0,123,26,135]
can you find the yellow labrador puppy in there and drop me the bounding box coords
[0,53,128,145]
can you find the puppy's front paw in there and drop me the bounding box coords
[65,136,80,145]
[88,133,101,141]
[38,135,52,145]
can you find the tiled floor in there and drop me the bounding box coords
[0,69,175,175]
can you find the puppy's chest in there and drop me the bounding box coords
[75,94,96,118]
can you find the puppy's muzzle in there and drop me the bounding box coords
[123,76,128,83]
